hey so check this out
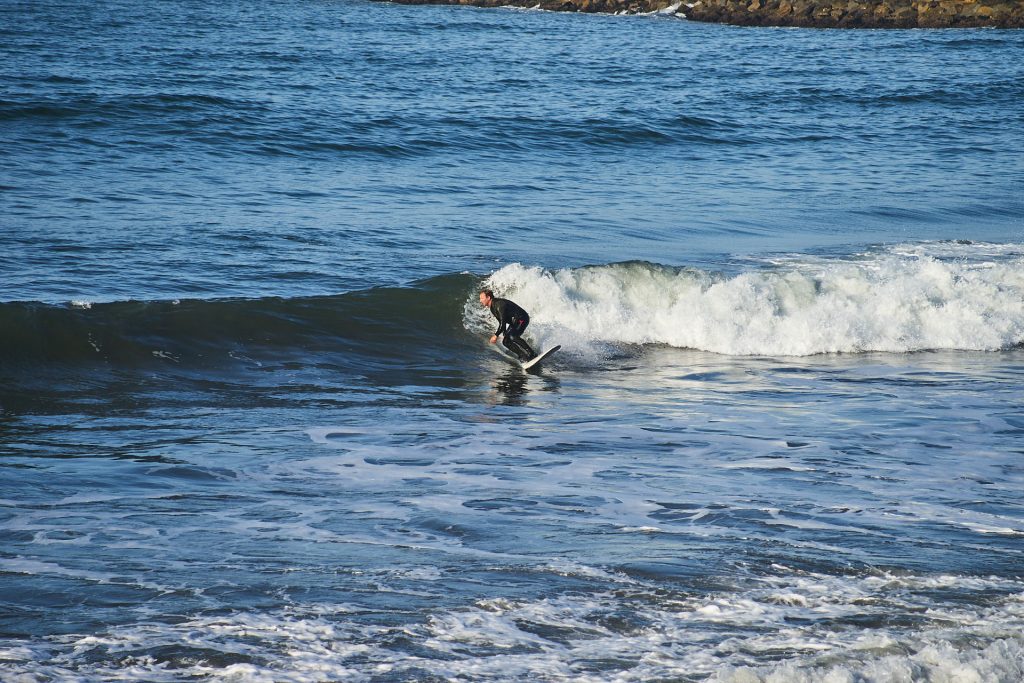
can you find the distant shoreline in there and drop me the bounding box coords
[385,0,1024,28]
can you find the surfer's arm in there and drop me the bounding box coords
[490,301,508,338]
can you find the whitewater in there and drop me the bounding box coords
[479,243,1024,356]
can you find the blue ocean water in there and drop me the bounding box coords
[2,0,1024,680]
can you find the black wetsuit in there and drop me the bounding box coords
[489,297,537,361]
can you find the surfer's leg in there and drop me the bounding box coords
[513,336,536,360]
[502,335,524,360]
[511,317,536,360]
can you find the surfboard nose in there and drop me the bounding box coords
[522,345,561,371]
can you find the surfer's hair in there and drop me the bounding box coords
[480,288,494,298]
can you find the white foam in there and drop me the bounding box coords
[3,571,1023,682]
[474,243,1024,356]
[0,556,184,595]
[713,638,1024,683]
[304,427,367,445]
[960,522,1024,536]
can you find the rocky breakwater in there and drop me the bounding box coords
[683,0,1024,27]
[385,0,1024,27]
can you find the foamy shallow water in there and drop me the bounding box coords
[3,344,1023,681]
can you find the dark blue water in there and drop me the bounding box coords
[2,0,1024,680]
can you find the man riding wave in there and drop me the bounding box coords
[479,289,537,362]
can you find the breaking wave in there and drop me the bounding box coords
[479,242,1024,357]
[4,243,1022,373]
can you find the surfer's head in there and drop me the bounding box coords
[479,289,494,307]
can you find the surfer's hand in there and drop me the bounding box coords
[489,335,498,344]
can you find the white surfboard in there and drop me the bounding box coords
[521,345,560,371]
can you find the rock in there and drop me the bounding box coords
[381,0,1024,27]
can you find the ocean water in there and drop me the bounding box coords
[2,0,1024,681]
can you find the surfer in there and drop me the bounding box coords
[480,289,537,362]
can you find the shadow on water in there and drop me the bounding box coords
[489,367,561,407]
[491,368,530,406]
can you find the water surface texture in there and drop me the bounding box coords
[2,0,1023,681]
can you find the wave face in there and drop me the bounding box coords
[479,243,1024,356]
[0,274,478,370]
